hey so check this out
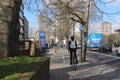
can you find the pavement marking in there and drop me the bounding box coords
[61,48,66,63]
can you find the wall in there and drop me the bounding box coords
[30,57,50,80]
[0,0,22,58]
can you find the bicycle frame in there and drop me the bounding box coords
[71,53,77,70]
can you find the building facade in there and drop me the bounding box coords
[88,24,101,34]
[23,16,29,39]
[19,3,24,40]
[0,0,26,58]
[100,22,112,36]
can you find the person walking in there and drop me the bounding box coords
[68,36,78,65]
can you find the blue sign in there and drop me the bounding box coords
[87,33,102,48]
[40,32,45,38]
[79,26,84,31]
[39,32,46,48]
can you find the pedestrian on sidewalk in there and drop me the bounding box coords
[68,36,78,65]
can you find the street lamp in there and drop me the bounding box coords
[79,26,84,62]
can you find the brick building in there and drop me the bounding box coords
[0,0,23,58]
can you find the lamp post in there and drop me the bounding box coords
[79,26,84,62]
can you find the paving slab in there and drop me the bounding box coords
[48,48,120,80]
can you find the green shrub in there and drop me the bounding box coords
[0,56,46,80]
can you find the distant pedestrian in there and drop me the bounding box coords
[68,36,78,65]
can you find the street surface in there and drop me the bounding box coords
[48,48,120,80]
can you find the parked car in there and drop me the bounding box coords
[98,44,112,53]
[116,44,120,56]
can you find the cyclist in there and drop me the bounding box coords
[68,36,78,65]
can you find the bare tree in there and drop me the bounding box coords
[23,0,104,62]
[103,34,120,46]
[24,0,120,62]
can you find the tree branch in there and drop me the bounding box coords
[99,0,116,4]
[94,0,120,14]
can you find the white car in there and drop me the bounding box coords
[116,45,120,56]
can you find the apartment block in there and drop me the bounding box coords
[100,22,112,36]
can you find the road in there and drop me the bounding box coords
[48,48,120,80]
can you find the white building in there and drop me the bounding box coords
[88,24,101,34]
[100,22,112,36]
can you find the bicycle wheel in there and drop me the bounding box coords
[71,55,77,70]
[73,58,77,70]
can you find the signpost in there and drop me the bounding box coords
[79,26,84,62]
[40,32,46,48]
[79,26,84,31]
[39,31,46,55]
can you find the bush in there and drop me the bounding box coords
[0,56,46,80]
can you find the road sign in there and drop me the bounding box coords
[79,26,84,31]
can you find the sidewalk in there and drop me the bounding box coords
[48,48,120,80]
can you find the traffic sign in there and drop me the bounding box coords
[79,26,84,31]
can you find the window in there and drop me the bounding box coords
[19,18,24,26]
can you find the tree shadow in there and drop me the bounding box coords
[50,59,120,80]
[73,69,120,80]
[50,65,71,80]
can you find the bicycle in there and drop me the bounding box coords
[71,53,77,70]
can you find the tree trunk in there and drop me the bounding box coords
[81,0,90,62]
